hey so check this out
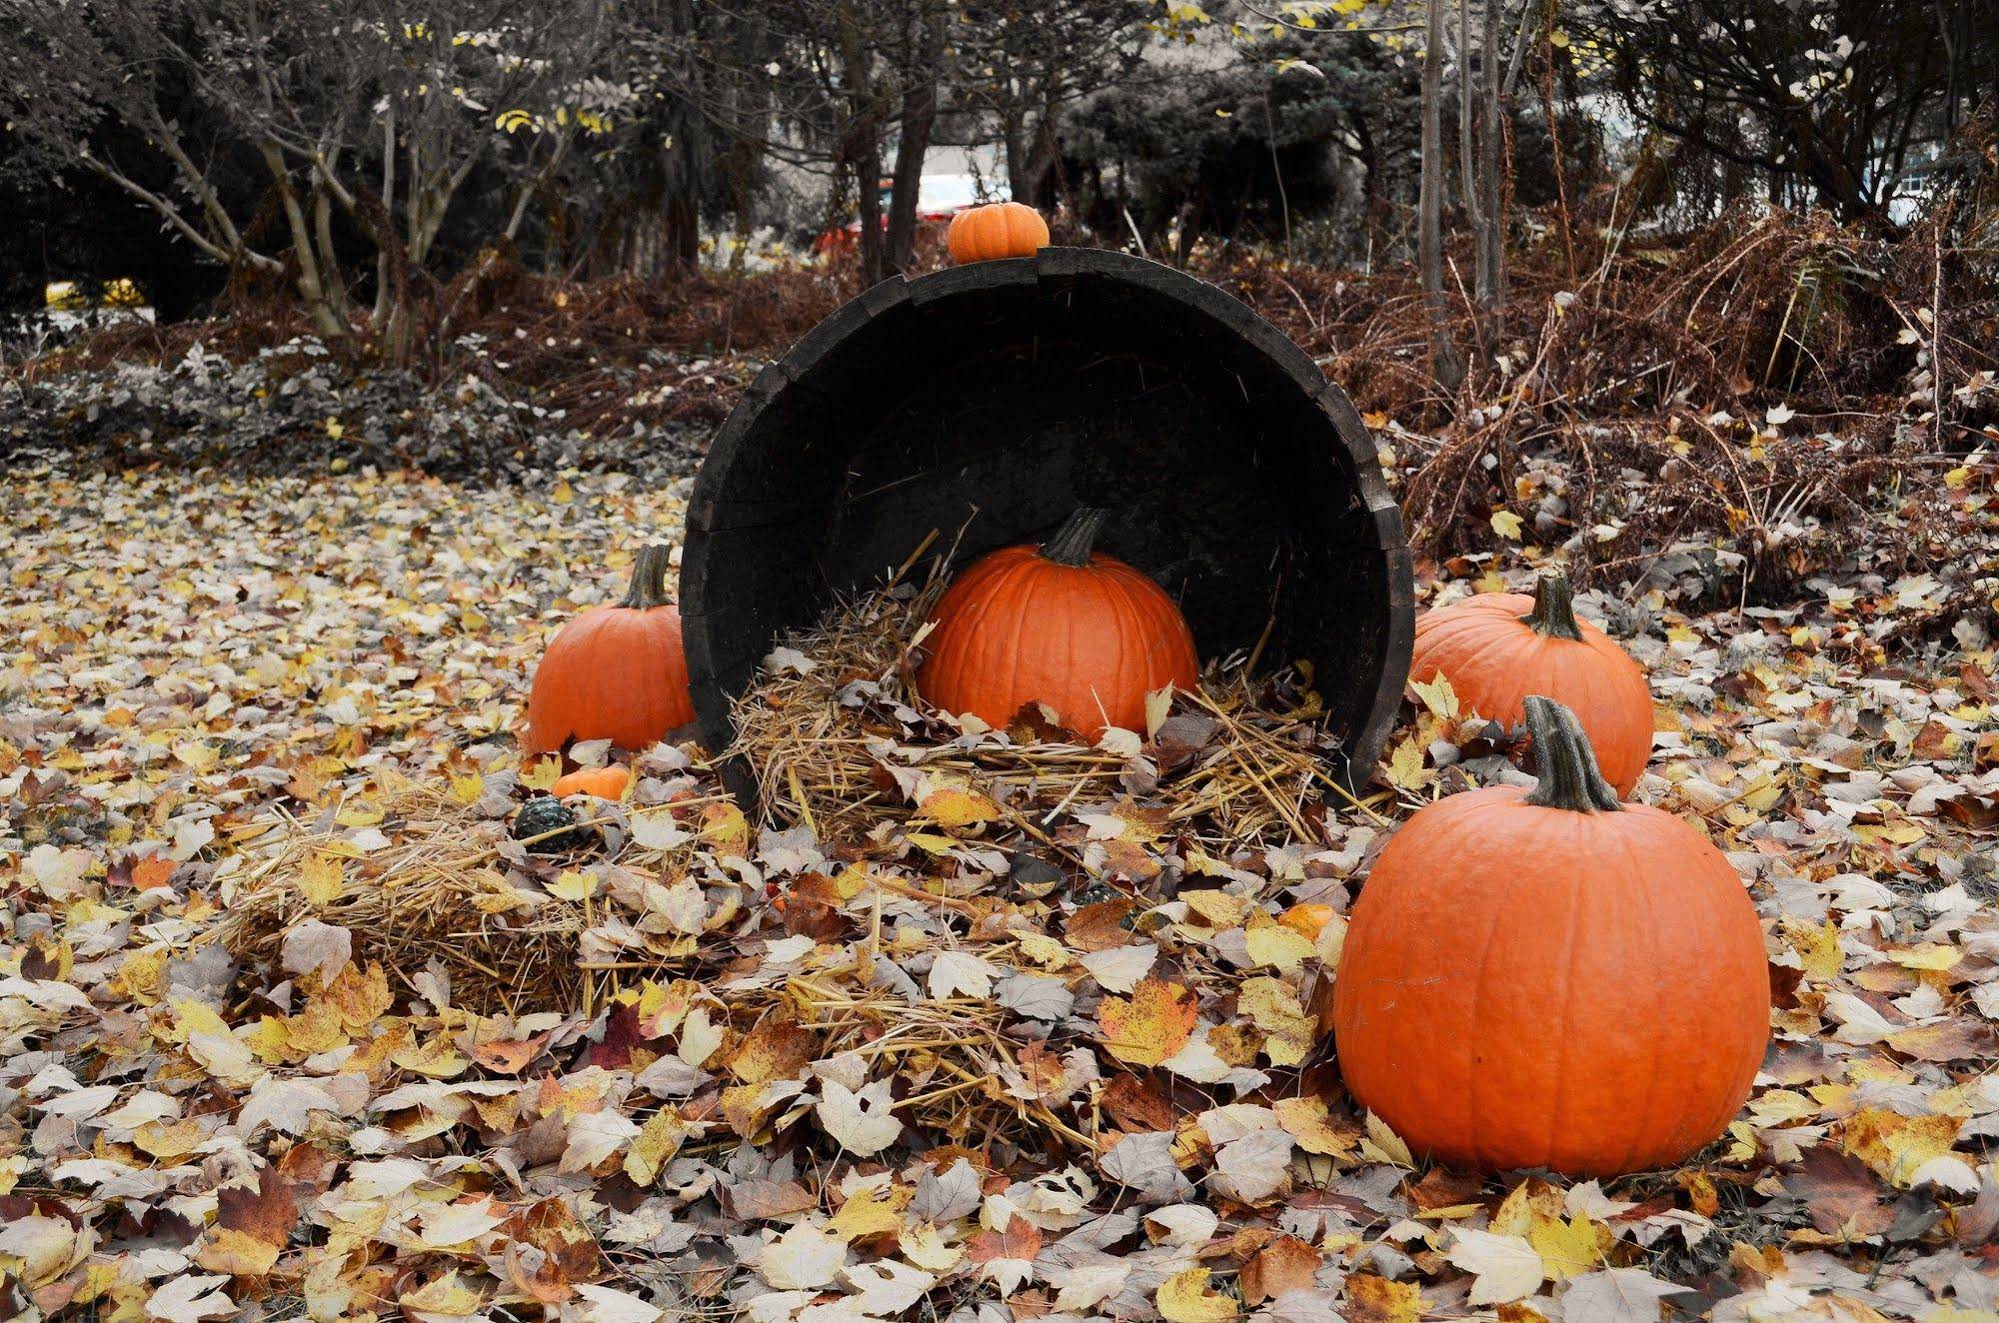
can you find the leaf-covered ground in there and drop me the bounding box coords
[3,448,1998,1323]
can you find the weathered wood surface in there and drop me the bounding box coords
[682,247,1413,797]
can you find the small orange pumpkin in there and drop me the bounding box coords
[946,201,1049,263]
[1410,574,1652,796]
[917,508,1197,740]
[1333,696,1769,1176]
[550,765,631,800]
[526,545,694,755]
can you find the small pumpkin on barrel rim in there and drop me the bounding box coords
[946,201,1049,263]
[1410,574,1653,796]
[916,508,1197,740]
[526,545,694,756]
[1332,696,1769,1177]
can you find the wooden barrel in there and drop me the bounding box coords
[682,248,1413,794]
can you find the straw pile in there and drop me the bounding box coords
[729,576,1361,853]
[214,772,734,1015]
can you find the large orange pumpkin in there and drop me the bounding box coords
[946,201,1049,263]
[916,508,1198,739]
[526,545,694,755]
[1410,574,1653,795]
[1333,696,1769,1177]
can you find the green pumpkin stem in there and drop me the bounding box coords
[618,544,676,609]
[1039,508,1108,567]
[1519,574,1586,641]
[1521,695,1622,812]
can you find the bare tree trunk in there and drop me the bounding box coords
[1420,0,1463,390]
[259,140,346,341]
[885,0,945,274]
[839,12,887,284]
[853,126,885,284]
[373,106,396,324]
[311,141,349,322]
[312,182,349,321]
[1019,60,1063,209]
[1003,110,1027,198]
[1475,0,1506,330]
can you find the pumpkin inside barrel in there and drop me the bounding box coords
[681,248,1413,797]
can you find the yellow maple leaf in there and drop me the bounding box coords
[169,996,231,1043]
[323,962,393,1030]
[174,741,220,772]
[1157,1268,1239,1322]
[1842,1107,1963,1187]
[398,1269,488,1319]
[1097,977,1198,1067]
[830,863,873,900]
[448,773,486,806]
[284,1000,349,1056]
[521,756,564,793]
[548,869,599,901]
[297,850,353,904]
[899,1222,964,1272]
[919,785,1001,832]
[1238,977,1317,1067]
[1490,509,1524,540]
[1243,913,1316,973]
[1886,943,1961,971]
[334,802,384,828]
[700,802,750,856]
[623,1110,690,1185]
[1408,672,1459,720]
[1273,1095,1357,1158]
[1015,932,1069,968]
[194,1226,280,1278]
[829,1182,909,1242]
[134,1117,205,1161]
[1344,1272,1425,1323]
[1181,889,1249,928]
[1528,1212,1604,1281]
[1384,734,1433,791]
[1361,1110,1414,1166]
[1780,917,1842,981]
[392,1035,470,1080]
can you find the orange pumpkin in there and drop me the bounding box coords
[1333,696,1769,1176]
[917,508,1197,740]
[946,201,1049,263]
[550,765,631,800]
[526,545,694,755]
[1410,574,1652,796]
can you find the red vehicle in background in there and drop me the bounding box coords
[812,174,1005,257]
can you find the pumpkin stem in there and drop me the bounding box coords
[1521,695,1623,812]
[1519,574,1586,641]
[618,544,676,609]
[1038,508,1108,567]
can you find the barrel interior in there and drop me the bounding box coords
[684,251,1409,789]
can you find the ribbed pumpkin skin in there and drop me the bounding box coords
[526,603,693,755]
[1411,592,1652,795]
[917,545,1197,738]
[1332,787,1769,1176]
[947,202,1049,263]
